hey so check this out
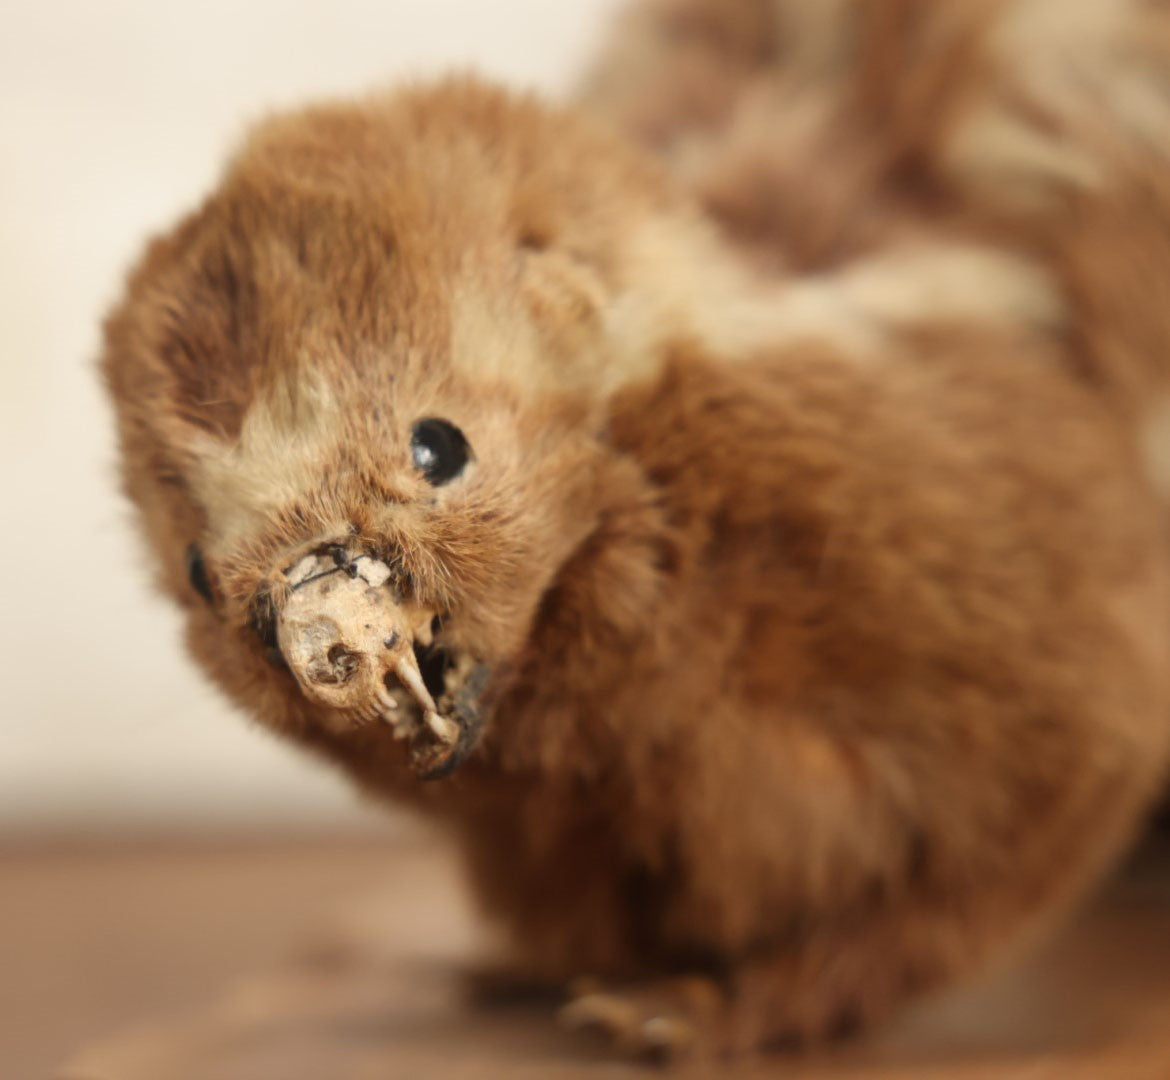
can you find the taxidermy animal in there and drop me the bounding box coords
[102,0,1170,1060]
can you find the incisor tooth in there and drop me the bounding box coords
[424,709,459,746]
[393,652,440,716]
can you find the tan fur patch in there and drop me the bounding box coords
[450,282,551,390]
[691,240,1065,362]
[600,215,762,391]
[945,0,1170,205]
[193,368,344,547]
[835,242,1066,335]
[1140,396,1170,499]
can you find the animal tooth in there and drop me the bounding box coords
[423,709,459,747]
[392,651,440,716]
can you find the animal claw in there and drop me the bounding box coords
[560,991,697,1062]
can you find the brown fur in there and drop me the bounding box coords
[102,0,1170,1059]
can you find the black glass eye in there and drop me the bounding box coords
[411,418,471,486]
[186,543,214,603]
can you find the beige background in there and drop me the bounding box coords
[0,0,621,832]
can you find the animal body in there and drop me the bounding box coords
[102,0,1170,1060]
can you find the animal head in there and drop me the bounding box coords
[102,77,743,775]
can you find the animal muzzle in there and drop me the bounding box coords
[275,549,486,779]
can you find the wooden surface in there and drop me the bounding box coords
[0,835,400,1080]
[6,834,1169,1079]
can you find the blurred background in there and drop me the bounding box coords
[0,0,621,837]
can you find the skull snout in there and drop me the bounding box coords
[294,621,363,689]
[277,610,377,708]
[274,550,449,737]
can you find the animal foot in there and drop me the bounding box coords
[559,976,721,1063]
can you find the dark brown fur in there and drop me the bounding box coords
[102,0,1170,1058]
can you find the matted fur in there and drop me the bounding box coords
[103,0,1170,1058]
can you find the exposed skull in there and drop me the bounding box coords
[277,552,460,750]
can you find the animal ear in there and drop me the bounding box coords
[102,293,246,537]
[518,246,606,368]
[155,246,257,441]
[104,206,259,450]
[101,226,255,605]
